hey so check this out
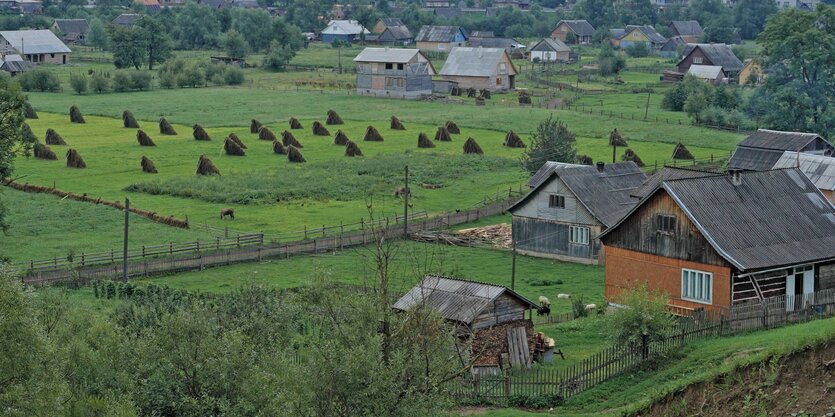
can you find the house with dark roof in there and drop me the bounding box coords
[618,25,667,51]
[433,7,462,20]
[374,25,413,46]
[51,19,89,44]
[354,48,435,99]
[529,37,572,62]
[508,161,646,264]
[439,47,517,91]
[0,30,71,64]
[727,129,834,172]
[551,20,595,44]
[415,25,467,52]
[0,54,34,75]
[601,169,835,313]
[677,43,744,81]
[371,17,405,34]
[669,20,703,42]
[111,13,143,27]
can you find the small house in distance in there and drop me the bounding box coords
[439,47,517,91]
[659,36,686,58]
[508,161,646,264]
[354,48,435,99]
[371,18,413,46]
[677,43,744,82]
[551,20,594,44]
[669,20,703,43]
[618,25,667,51]
[529,38,572,62]
[415,25,467,52]
[0,30,71,64]
[321,20,369,44]
[371,17,405,34]
[727,129,834,171]
[51,19,89,44]
[0,54,34,75]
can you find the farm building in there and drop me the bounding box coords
[439,47,517,91]
[51,19,89,44]
[618,25,667,51]
[677,43,744,82]
[0,30,71,64]
[111,14,142,27]
[529,38,572,62]
[375,26,413,46]
[669,20,703,42]
[371,17,405,34]
[493,0,531,9]
[509,162,646,264]
[468,36,524,54]
[601,169,835,314]
[738,59,765,86]
[659,36,685,58]
[320,20,369,44]
[727,129,834,171]
[0,54,33,75]
[415,25,467,52]
[772,152,835,204]
[609,28,625,47]
[551,20,594,44]
[353,48,435,99]
[686,64,726,85]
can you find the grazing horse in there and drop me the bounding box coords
[220,208,235,220]
[394,186,410,198]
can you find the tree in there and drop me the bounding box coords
[523,116,577,174]
[108,25,145,69]
[605,285,675,347]
[222,29,249,59]
[263,40,295,72]
[136,16,173,70]
[90,72,110,93]
[69,73,88,94]
[17,69,60,92]
[598,44,626,76]
[87,17,109,50]
[351,5,377,44]
[0,75,24,232]
[734,0,778,39]
[573,0,615,28]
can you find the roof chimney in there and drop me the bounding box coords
[596,161,605,173]
[730,170,742,186]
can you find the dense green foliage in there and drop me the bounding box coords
[18,69,61,92]
[605,285,675,346]
[598,45,626,76]
[0,75,26,232]
[523,116,577,174]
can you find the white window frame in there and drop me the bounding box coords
[681,268,713,304]
[569,225,590,245]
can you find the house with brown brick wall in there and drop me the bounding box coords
[600,169,835,314]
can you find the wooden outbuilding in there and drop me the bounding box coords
[551,20,595,45]
[727,129,834,172]
[677,43,743,82]
[354,48,435,99]
[415,25,467,52]
[439,47,517,91]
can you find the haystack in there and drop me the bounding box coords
[463,137,483,154]
[326,109,344,125]
[21,123,37,143]
[24,102,37,119]
[417,132,435,148]
[272,140,287,155]
[137,130,156,146]
[503,131,525,148]
[45,128,66,145]
[672,143,694,160]
[435,126,451,142]
[287,146,305,163]
[123,110,140,128]
[34,142,57,160]
[69,105,85,123]
[518,91,531,105]
[445,121,460,134]
[66,149,86,168]
[364,125,383,142]
[227,133,246,149]
[250,119,263,133]
[141,155,158,173]
[334,130,350,145]
[159,117,177,135]
[345,140,363,157]
[622,148,645,167]
[289,117,303,129]
[258,126,277,141]
[196,154,220,175]
[609,128,627,147]
[193,124,211,141]
[578,155,593,165]
[223,137,245,156]
[390,116,405,130]
[282,130,302,148]
[312,121,330,136]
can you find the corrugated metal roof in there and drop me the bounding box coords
[773,152,835,191]
[439,47,514,77]
[53,19,89,35]
[527,161,582,188]
[468,37,522,49]
[671,20,703,37]
[1,56,34,73]
[378,17,404,28]
[0,30,71,54]
[381,25,412,40]
[631,166,721,199]
[687,64,724,79]
[680,43,744,72]
[415,25,465,42]
[625,25,667,44]
[322,20,369,36]
[392,275,536,324]
[531,37,571,53]
[112,14,142,26]
[727,146,786,171]
[354,47,421,63]
[557,20,595,36]
[737,129,826,151]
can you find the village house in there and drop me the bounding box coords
[415,25,467,52]
[686,64,726,85]
[772,152,835,204]
[0,0,42,14]
[353,48,435,99]
[0,54,34,75]
[618,25,667,51]
[51,19,89,44]
[508,162,647,264]
[0,30,71,64]
[439,47,517,91]
[659,36,686,58]
[370,18,412,46]
[321,20,369,43]
[551,20,595,45]
[669,20,703,43]
[738,59,765,86]
[111,13,143,27]
[528,37,572,63]
[600,169,835,314]
[677,43,744,82]
[609,28,625,47]
[727,129,834,172]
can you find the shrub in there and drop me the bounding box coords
[129,71,152,91]
[19,68,60,92]
[90,72,110,93]
[69,73,88,95]
[523,116,576,174]
[158,70,177,89]
[598,45,626,76]
[223,66,245,85]
[112,71,131,92]
[178,65,205,88]
[624,42,650,58]
[606,285,675,347]
[263,41,295,72]
[202,63,225,84]
[572,295,588,319]
[507,393,564,409]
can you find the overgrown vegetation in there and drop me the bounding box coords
[523,116,577,174]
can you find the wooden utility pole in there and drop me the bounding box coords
[403,165,409,237]
[123,198,129,281]
[511,239,517,290]
[644,91,651,120]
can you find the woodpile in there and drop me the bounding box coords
[282,130,302,148]
[418,132,435,148]
[227,133,246,149]
[326,109,344,125]
[312,121,330,136]
[445,120,460,134]
[223,137,245,156]
[45,128,66,145]
[141,155,158,173]
[33,142,56,160]
[66,148,86,168]
[250,119,263,133]
[289,117,303,129]
[334,130,349,145]
[122,110,140,128]
[258,126,277,141]
[363,125,383,142]
[344,140,362,157]
[471,319,534,366]
[463,137,483,154]
[193,124,211,141]
[69,105,85,123]
[159,117,177,135]
[435,126,452,141]
[390,115,405,130]
[272,140,287,155]
[609,128,627,147]
[450,86,462,96]
[196,154,220,175]
[455,224,512,249]
[503,131,525,148]
[287,145,305,163]
[672,143,694,160]
[24,102,37,119]
[622,148,645,167]
[578,154,593,165]
[136,130,155,146]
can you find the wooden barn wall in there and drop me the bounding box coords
[601,190,729,267]
[512,216,600,260]
[817,262,835,290]
[471,293,528,331]
[677,47,710,73]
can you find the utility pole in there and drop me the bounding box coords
[122,198,129,281]
[612,143,617,164]
[511,239,517,290]
[644,91,651,120]
[403,165,409,237]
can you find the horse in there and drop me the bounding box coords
[220,208,235,220]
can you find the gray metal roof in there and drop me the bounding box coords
[610,28,626,39]
[680,43,744,72]
[0,55,33,73]
[415,25,465,42]
[557,20,595,36]
[392,275,536,324]
[112,14,142,26]
[727,147,787,171]
[377,17,405,28]
[527,161,580,188]
[380,25,412,40]
[354,47,422,63]
[671,20,703,37]
[687,64,724,79]
[773,152,835,191]
[439,47,514,77]
[53,19,89,35]
[322,20,370,36]
[631,166,720,199]
[737,129,826,151]
[530,37,571,53]
[0,30,71,54]
[468,36,522,49]
[625,25,667,44]
[661,36,685,52]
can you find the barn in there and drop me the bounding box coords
[353,47,435,99]
[439,47,517,91]
[0,30,71,64]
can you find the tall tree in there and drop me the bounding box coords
[222,29,249,59]
[137,16,172,70]
[107,25,146,69]
[734,0,778,39]
[523,116,577,174]
[0,75,26,233]
[573,0,615,28]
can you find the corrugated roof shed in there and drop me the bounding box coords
[772,152,835,192]
[322,20,370,36]
[0,30,71,54]
[531,37,571,53]
[737,129,825,151]
[727,147,786,171]
[0,55,34,73]
[53,19,89,35]
[439,47,515,77]
[415,25,465,42]
[671,20,703,37]
[558,20,595,36]
[687,64,724,79]
[680,43,744,72]
[381,25,412,40]
[112,13,142,26]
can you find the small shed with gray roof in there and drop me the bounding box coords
[728,129,834,172]
[0,30,71,64]
[51,19,89,44]
[354,47,435,99]
[415,25,467,51]
[0,54,34,75]
[687,64,726,85]
[529,37,572,62]
[439,46,517,91]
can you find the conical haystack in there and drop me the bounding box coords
[363,125,383,142]
[282,130,302,148]
[141,155,158,173]
[518,91,531,105]
[390,116,405,130]
[312,121,330,136]
[435,126,451,141]
[69,105,85,123]
[24,102,37,119]
[672,143,694,160]
[258,126,277,141]
[272,140,287,154]
[289,117,303,129]
[45,128,66,145]
[223,137,245,156]
[137,130,155,146]
[287,145,305,163]
[21,123,37,143]
[463,137,483,154]
[622,148,645,167]
[193,124,211,141]
[123,110,140,128]
[34,142,56,160]
[445,120,460,134]
[159,117,177,135]
[609,128,627,147]
[578,155,593,165]
[196,154,220,175]
[334,130,350,145]
[227,133,246,149]
[326,109,344,125]
[250,119,263,133]
[503,131,525,148]
[66,148,86,168]
[345,140,363,157]
[418,132,435,148]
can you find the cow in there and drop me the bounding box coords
[220,208,235,220]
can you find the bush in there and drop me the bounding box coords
[223,66,245,85]
[177,65,205,88]
[129,71,152,91]
[19,68,60,92]
[158,70,176,88]
[202,63,224,84]
[507,393,564,409]
[624,42,650,58]
[571,295,588,319]
[598,45,626,77]
[263,40,295,72]
[112,71,131,92]
[69,73,88,94]
[90,72,110,93]
[605,285,675,347]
